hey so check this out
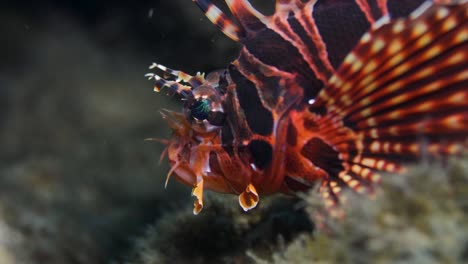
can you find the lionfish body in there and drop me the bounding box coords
[147,0,468,215]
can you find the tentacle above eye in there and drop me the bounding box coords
[145,72,193,97]
[146,62,208,98]
[149,62,196,83]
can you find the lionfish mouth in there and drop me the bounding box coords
[156,108,260,215]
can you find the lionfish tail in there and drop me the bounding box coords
[313,0,467,212]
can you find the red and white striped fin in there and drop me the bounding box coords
[315,0,468,187]
[355,0,389,23]
[192,0,243,41]
[268,0,336,83]
[319,180,345,219]
[190,1,430,112]
[225,0,265,32]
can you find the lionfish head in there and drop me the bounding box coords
[146,63,244,214]
[147,62,227,131]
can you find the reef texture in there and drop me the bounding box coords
[263,157,468,264]
[124,157,467,264]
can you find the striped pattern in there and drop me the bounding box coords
[149,0,468,214]
[355,0,389,23]
[193,0,414,107]
[193,0,242,41]
[307,1,468,210]
[146,62,205,97]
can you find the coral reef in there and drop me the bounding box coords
[264,157,468,264]
[125,194,312,264]
[2,149,464,263]
[123,157,467,264]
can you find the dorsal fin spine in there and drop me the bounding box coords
[193,0,242,41]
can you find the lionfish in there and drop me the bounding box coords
[146,0,468,215]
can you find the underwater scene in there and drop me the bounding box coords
[0,0,467,263]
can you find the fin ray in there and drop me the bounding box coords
[193,0,242,41]
[313,1,467,204]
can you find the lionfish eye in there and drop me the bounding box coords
[190,99,211,121]
[189,98,226,127]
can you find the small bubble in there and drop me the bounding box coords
[148,8,154,19]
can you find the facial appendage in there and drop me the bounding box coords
[148,64,260,213]
[187,73,260,212]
